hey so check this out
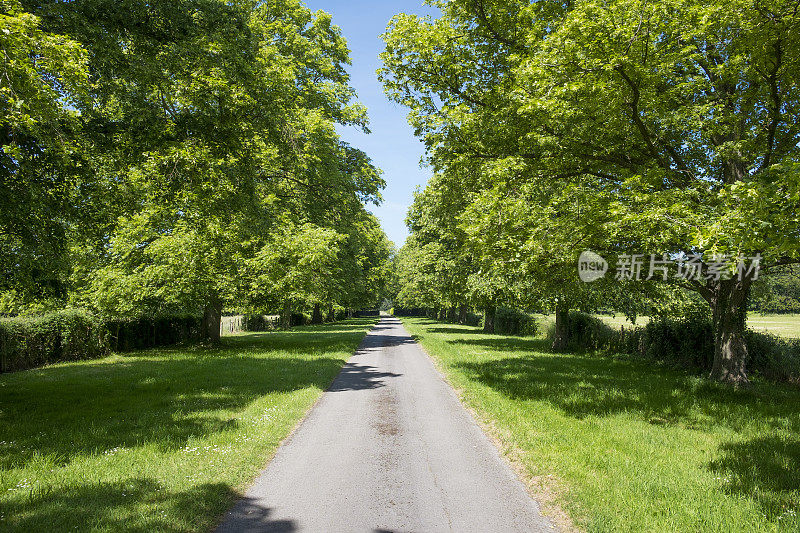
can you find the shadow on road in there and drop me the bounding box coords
[327,362,402,392]
[216,497,297,532]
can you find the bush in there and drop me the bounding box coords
[495,307,538,336]
[544,311,800,381]
[464,311,482,327]
[290,312,309,327]
[0,309,107,373]
[104,315,203,352]
[545,311,617,352]
[745,330,800,382]
[637,316,714,369]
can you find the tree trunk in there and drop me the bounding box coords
[280,300,292,330]
[201,299,223,345]
[458,304,468,325]
[483,304,496,333]
[709,277,752,385]
[311,303,323,324]
[327,303,335,322]
[551,301,570,353]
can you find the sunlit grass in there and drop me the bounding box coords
[0,319,376,532]
[402,317,800,532]
[747,314,800,339]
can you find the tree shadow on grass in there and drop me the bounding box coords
[450,336,551,352]
[1,477,286,532]
[0,330,363,471]
[423,326,486,336]
[453,345,800,522]
[454,350,800,428]
[709,435,800,520]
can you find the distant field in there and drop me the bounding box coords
[747,314,800,338]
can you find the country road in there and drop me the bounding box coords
[216,316,554,533]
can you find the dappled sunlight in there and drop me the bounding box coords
[0,355,346,471]
[0,320,374,531]
[2,479,237,532]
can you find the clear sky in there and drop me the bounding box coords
[303,0,439,248]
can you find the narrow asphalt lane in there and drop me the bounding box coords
[216,316,554,533]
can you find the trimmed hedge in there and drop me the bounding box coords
[0,310,107,373]
[1,311,206,373]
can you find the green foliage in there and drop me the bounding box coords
[637,316,716,369]
[750,266,800,314]
[0,0,89,301]
[1,0,392,329]
[381,0,800,382]
[544,312,800,381]
[242,315,278,332]
[0,309,106,372]
[544,312,618,353]
[494,307,537,337]
[745,331,800,382]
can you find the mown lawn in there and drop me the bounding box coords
[0,319,376,532]
[402,317,800,532]
[748,314,800,339]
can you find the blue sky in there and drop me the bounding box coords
[303,0,439,247]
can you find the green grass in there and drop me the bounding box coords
[0,318,376,532]
[401,317,800,532]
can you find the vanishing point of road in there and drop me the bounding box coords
[216,316,554,533]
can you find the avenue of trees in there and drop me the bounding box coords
[381,0,800,384]
[1,0,393,344]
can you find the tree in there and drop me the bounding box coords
[381,0,800,383]
[248,222,343,329]
[21,0,386,340]
[0,0,88,311]
[516,0,800,383]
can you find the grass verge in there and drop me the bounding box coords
[401,317,800,532]
[0,318,376,532]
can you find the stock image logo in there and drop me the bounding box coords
[577,251,761,283]
[578,250,609,282]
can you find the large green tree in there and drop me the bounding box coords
[0,0,88,311]
[19,0,386,339]
[381,0,800,383]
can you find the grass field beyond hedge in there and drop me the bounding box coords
[401,317,800,532]
[592,313,800,339]
[0,319,375,532]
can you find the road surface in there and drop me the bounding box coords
[216,316,554,532]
